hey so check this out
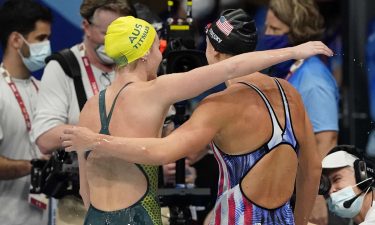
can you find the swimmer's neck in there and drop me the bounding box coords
[115,66,150,83]
[225,72,262,87]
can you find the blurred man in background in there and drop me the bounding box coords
[0,0,52,224]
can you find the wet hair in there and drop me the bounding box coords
[80,0,136,22]
[0,0,52,50]
[206,8,257,55]
[269,0,324,45]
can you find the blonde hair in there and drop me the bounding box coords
[269,0,324,45]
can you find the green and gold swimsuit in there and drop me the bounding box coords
[84,83,162,225]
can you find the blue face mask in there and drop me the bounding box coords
[256,34,294,78]
[257,34,290,51]
[327,185,365,218]
[19,36,51,72]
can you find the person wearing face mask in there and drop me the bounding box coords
[322,146,375,225]
[31,1,136,225]
[17,35,51,72]
[0,0,52,225]
[257,1,340,224]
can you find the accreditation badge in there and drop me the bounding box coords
[28,193,48,210]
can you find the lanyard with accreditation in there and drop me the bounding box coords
[79,43,100,95]
[0,63,48,210]
[0,63,38,132]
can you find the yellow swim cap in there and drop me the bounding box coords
[105,16,157,66]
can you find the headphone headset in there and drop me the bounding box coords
[319,145,371,196]
[330,145,369,190]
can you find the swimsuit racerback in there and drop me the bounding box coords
[210,79,299,225]
[84,82,162,225]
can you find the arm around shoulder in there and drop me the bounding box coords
[63,96,223,165]
[152,42,333,105]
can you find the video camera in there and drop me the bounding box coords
[30,149,80,199]
[162,0,207,74]
[162,0,208,140]
[159,1,212,224]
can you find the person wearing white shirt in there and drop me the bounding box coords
[0,0,52,224]
[322,145,375,225]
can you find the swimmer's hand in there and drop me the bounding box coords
[61,126,98,153]
[292,41,333,59]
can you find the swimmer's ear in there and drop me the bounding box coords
[140,51,150,62]
[213,49,223,60]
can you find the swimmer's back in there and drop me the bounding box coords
[79,81,170,212]
[205,73,307,209]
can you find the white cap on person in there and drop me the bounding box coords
[322,150,359,169]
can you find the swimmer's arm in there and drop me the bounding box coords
[294,111,322,225]
[152,41,332,103]
[63,98,222,165]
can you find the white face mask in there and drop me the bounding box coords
[327,178,372,218]
[328,186,364,218]
[95,44,114,65]
[19,36,51,72]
